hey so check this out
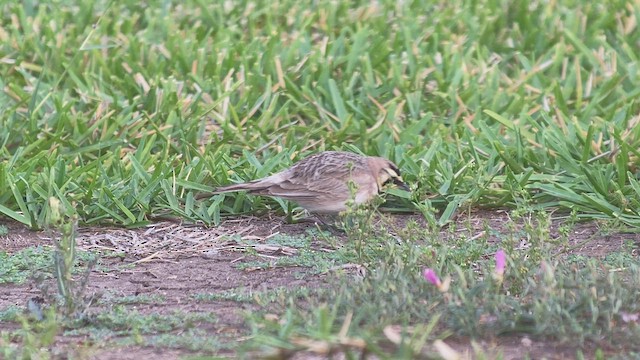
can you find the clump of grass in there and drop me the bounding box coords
[65,307,218,338]
[0,307,59,359]
[98,293,166,306]
[0,306,21,322]
[0,247,56,284]
[193,287,315,307]
[145,329,225,353]
[338,196,387,263]
[0,246,97,284]
[2,198,99,357]
[45,197,98,317]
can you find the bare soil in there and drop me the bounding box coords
[1,211,639,359]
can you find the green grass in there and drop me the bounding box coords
[143,329,225,353]
[0,246,98,284]
[2,0,640,358]
[193,286,316,305]
[0,306,22,322]
[98,293,167,305]
[65,307,218,337]
[1,306,220,358]
[2,0,640,228]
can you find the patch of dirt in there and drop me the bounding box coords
[0,216,331,359]
[1,211,639,359]
[2,254,326,359]
[0,218,48,251]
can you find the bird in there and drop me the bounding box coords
[198,151,409,214]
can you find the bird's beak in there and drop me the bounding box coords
[394,178,410,192]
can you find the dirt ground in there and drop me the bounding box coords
[1,211,639,359]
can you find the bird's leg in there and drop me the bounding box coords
[296,213,344,236]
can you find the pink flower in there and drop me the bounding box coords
[423,268,442,287]
[621,312,639,323]
[495,249,506,277]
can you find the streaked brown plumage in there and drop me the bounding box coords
[199,151,409,213]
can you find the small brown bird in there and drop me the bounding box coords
[199,151,409,214]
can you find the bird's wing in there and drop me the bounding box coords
[262,176,348,201]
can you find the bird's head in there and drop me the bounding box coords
[371,158,410,192]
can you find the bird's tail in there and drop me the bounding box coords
[195,180,270,200]
[213,181,269,193]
